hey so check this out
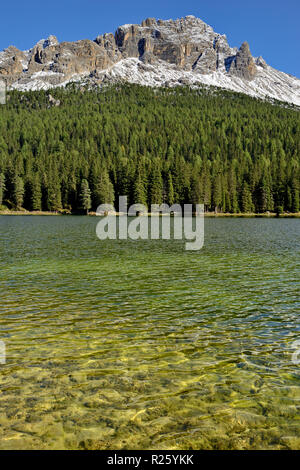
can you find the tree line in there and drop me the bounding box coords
[0,83,299,213]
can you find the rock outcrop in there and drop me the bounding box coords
[0,16,254,85]
[48,93,61,107]
[0,46,26,76]
[229,42,257,80]
[113,16,234,71]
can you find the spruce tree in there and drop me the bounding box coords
[13,176,24,209]
[201,171,212,212]
[94,169,115,208]
[256,177,274,213]
[166,173,174,206]
[80,179,92,214]
[47,181,62,212]
[32,174,42,211]
[133,160,147,207]
[0,173,5,206]
[149,164,163,206]
[133,172,147,207]
[190,174,202,207]
[292,189,300,213]
[241,181,254,213]
[212,174,223,213]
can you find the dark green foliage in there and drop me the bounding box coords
[255,176,274,213]
[292,188,300,213]
[0,172,5,206]
[80,178,92,214]
[93,167,115,208]
[31,173,42,211]
[0,84,299,213]
[166,173,174,206]
[133,159,148,207]
[149,160,163,206]
[241,181,254,213]
[13,176,24,209]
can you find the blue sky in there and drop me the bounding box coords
[1,0,299,77]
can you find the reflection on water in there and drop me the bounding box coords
[0,216,299,449]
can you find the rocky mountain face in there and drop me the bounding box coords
[0,16,299,106]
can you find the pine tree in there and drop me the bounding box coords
[133,172,147,207]
[149,163,163,206]
[13,176,24,209]
[31,173,42,211]
[228,169,239,213]
[201,170,211,212]
[47,181,62,212]
[241,181,254,213]
[256,177,274,213]
[166,173,174,206]
[286,187,293,212]
[172,156,188,205]
[292,189,300,213]
[190,174,202,207]
[80,179,92,214]
[94,168,115,208]
[133,160,147,207]
[212,174,223,213]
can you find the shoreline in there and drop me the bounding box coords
[1,210,300,218]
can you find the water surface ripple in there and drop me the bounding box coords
[0,216,299,449]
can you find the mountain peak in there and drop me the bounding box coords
[240,41,250,51]
[34,35,59,50]
[44,35,59,47]
[229,40,257,81]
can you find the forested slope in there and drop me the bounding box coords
[0,84,299,213]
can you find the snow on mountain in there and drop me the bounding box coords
[89,57,300,106]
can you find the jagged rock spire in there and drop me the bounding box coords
[229,41,257,80]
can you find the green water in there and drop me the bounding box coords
[0,216,299,450]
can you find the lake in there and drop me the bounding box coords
[0,216,299,449]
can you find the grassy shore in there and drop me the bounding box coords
[0,209,63,216]
[1,209,300,218]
